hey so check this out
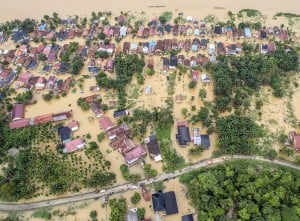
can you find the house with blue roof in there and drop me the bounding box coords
[244,27,251,38]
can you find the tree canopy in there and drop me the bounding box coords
[180,160,300,221]
[216,115,263,154]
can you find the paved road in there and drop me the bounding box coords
[0,155,299,211]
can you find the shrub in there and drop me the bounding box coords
[130,192,141,204]
[90,210,97,219]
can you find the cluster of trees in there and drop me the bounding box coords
[69,56,84,75]
[14,90,33,103]
[0,145,116,201]
[85,171,116,188]
[0,122,55,157]
[216,115,263,154]
[109,198,127,221]
[0,18,36,34]
[119,107,173,138]
[119,164,141,182]
[60,42,79,62]
[180,160,300,221]
[77,97,90,111]
[210,43,299,113]
[143,164,158,178]
[96,54,145,109]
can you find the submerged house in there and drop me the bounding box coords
[146,135,162,162]
[152,191,179,215]
[123,144,147,165]
[58,126,72,143]
[11,104,25,121]
[176,121,191,146]
[63,137,85,153]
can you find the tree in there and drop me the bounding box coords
[38,53,47,62]
[69,56,84,75]
[181,108,188,117]
[90,210,97,219]
[188,81,197,89]
[109,198,127,221]
[98,32,106,40]
[97,132,106,142]
[143,164,157,178]
[137,208,145,219]
[199,88,207,100]
[130,192,141,204]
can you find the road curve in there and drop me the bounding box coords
[0,155,299,211]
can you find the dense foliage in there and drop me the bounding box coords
[130,192,141,204]
[96,54,145,108]
[109,198,127,221]
[119,164,141,182]
[69,55,84,75]
[0,122,55,156]
[14,90,33,103]
[0,147,116,201]
[210,43,299,112]
[216,115,263,154]
[180,160,300,221]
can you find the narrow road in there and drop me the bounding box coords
[0,155,299,211]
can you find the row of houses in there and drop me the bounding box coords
[16,71,73,93]
[10,103,72,129]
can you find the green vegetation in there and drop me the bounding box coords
[61,42,79,62]
[0,118,115,201]
[143,164,158,178]
[109,198,127,221]
[130,192,141,204]
[180,160,300,221]
[14,90,33,103]
[77,97,90,111]
[198,88,207,100]
[0,122,55,155]
[189,145,206,156]
[32,209,51,220]
[85,170,116,188]
[216,115,263,154]
[188,80,197,89]
[89,210,97,219]
[137,208,145,219]
[210,43,299,113]
[97,132,106,142]
[69,56,84,75]
[159,11,172,24]
[238,9,262,18]
[96,54,145,109]
[156,126,185,171]
[120,164,141,182]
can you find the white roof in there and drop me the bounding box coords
[186,16,193,21]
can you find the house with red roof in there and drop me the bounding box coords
[289,131,300,152]
[68,120,79,131]
[11,104,25,121]
[99,116,114,131]
[35,76,47,90]
[91,102,104,118]
[9,118,30,129]
[34,114,53,125]
[123,144,147,165]
[17,71,32,86]
[63,137,85,153]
